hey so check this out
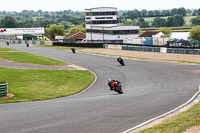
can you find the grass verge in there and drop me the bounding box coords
[33,44,96,51]
[0,46,67,65]
[0,67,94,104]
[0,47,17,51]
[137,102,200,133]
[79,51,200,65]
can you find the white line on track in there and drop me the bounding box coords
[122,85,200,133]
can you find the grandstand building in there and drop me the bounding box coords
[85,7,140,43]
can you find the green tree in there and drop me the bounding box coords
[147,11,154,17]
[152,17,167,27]
[193,9,198,16]
[138,18,150,28]
[46,24,65,36]
[189,27,200,40]
[171,7,186,16]
[186,9,192,14]
[197,8,200,16]
[141,9,147,17]
[159,27,171,35]
[161,10,171,16]
[59,21,73,29]
[171,8,178,16]
[154,10,161,17]
[123,10,140,19]
[177,7,186,16]
[68,25,86,34]
[0,16,18,28]
[167,15,185,27]
[191,16,200,26]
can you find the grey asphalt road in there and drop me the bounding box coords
[0,43,200,133]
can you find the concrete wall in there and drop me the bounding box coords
[153,37,171,45]
[86,33,139,41]
[124,37,171,46]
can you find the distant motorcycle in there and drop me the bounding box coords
[108,78,123,94]
[71,47,76,53]
[117,57,125,66]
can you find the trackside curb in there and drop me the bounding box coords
[122,85,200,133]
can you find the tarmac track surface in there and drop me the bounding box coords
[0,44,200,133]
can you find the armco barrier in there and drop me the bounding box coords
[112,44,199,55]
[0,83,8,97]
[122,45,160,53]
[166,48,200,55]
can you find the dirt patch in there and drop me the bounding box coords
[182,126,200,133]
[79,49,200,63]
[0,93,14,100]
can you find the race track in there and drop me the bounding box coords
[0,43,200,133]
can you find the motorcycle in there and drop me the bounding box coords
[108,79,123,94]
[71,47,76,53]
[117,57,125,66]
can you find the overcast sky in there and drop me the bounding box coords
[1,0,200,12]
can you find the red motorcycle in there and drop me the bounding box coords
[108,78,123,94]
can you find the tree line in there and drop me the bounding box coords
[0,9,85,29]
[122,8,200,19]
[0,8,200,31]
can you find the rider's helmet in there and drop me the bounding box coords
[111,82,117,87]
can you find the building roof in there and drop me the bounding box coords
[64,32,86,39]
[85,7,117,10]
[139,31,161,37]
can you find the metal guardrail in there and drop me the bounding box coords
[0,83,8,97]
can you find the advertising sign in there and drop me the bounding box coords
[0,27,45,35]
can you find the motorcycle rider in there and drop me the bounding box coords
[108,78,121,91]
[117,57,125,65]
[71,47,76,53]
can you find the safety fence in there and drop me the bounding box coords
[104,44,200,55]
[122,45,160,52]
[0,83,8,97]
[0,39,53,45]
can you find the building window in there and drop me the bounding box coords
[86,29,138,35]
[106,17,113,19]
[86,12,92,16]
[89,12,117,16]
[112,30,139,35]
[95,17,106,19]
[91,20,117,24]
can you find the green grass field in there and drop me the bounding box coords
[142,15,196,27]
[0,46,67,65]
[0,67,94,103]
[0,47,17,51]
